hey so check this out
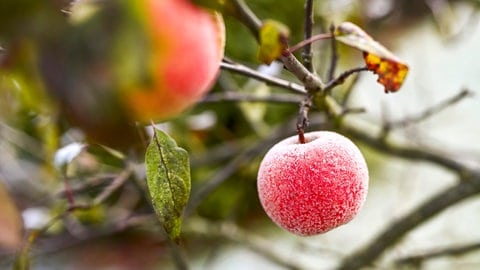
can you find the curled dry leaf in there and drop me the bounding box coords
[335,22,409,93]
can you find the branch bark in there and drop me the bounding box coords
[302,0,314,72]
[220,61,306,94]
[337,172,480,270]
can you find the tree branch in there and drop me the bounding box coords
[220,61,306,94]
[324,66,368,93]
[203,91,303,104]
[328,23,338,81]
[231,0,262,39]
[337,172,480,270]
[280,52,325,93]
[302,0,314,72]
[184,217,304,270]
[341,120,473,174]
[385,88,474,130]
[395,240,480,267]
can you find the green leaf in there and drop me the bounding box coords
[145,128,191,242]
[257,19,290,65]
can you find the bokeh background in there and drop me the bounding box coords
[1,0,480,269]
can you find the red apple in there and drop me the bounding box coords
[122,0,225,122]
[40,0,225,148]
[257,131,369,236]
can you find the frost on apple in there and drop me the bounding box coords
[257,131,369,236]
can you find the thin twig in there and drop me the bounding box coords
[18,165,135,265]
[340,71,362,107]
[63,174,75,207]
[385,88,474,130]
[328,23,338,81]
[184,217,304,270]
[302,0,314,72]
[231,0,262,39]
[340,107,366,116]
[220,61,306,94]
[55,173,118,197]
[202,91,303,104]
[395,240,480,266]
[0,122,45,161]
[158,227,189,270]
[337,173,480,270]
[17,201,93,266]
[341,119,472,173]
[288,33,332,54]
[324,66,369,93]
[93,165,133,205]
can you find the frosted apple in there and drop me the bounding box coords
[257,131,369,236]
[122,0,225,122]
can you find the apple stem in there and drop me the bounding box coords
[297,128,306,144]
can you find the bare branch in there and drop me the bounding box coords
[302,0,314,72]
[385,88,474,130]
[288,33,331,54]
[203,91,303,104]
[339,71,362,107]
[341,120,472,173]
[337,172,480,270]
[220,61,306,94]
[157,227,189,270]
[184,217,304,270]
[395,240,480,267]
[324,66,368,93]
[231,0,262,39]
[328,23,338,81]
[280,52,325,93]
[55,173,118,197]
[92,164,133,205]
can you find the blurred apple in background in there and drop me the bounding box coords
[37,0,224,149]
[122,0,225,122]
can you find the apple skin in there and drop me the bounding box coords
[123,0,225,122]
[257,131,369,236]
